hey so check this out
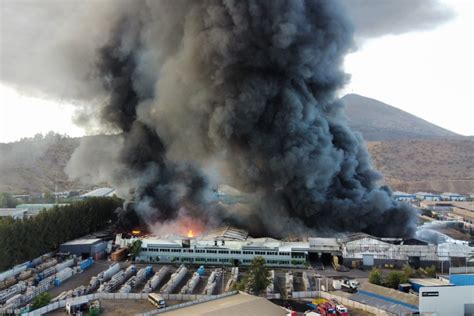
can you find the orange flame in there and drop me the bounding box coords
[187,229,194,238]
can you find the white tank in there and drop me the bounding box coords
[54,258,75,273]
[160,265,188,294]
[180,272,200,294]
[102,263,120,281]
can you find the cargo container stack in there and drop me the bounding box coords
[0,282,26,304]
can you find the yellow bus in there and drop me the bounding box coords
[148,293,166,309]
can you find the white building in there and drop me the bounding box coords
[80,187,116,199]
[134,227,309,268]
[419,286,474,316]
[393,191,417,202]
[416,192,441,201]
[0,208,28,219]
[440,192,466,202]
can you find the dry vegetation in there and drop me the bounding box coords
[367,139,474,193]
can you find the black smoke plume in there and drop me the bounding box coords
[67,0,416,237]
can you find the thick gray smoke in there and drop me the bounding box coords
[7,0,419,237]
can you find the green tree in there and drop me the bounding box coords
[31,292,52,310]
[385,271,404,289]
[0,193,18,208]
[245,256,271,295]
[0,197,121,270]
[42,191,56,203]
[403,264,415,279]
[129,239,142,260]
[425,265,437,277]
[368,267,382,285]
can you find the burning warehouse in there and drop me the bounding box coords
[116,228,473,269]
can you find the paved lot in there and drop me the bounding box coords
[47,260,112,298]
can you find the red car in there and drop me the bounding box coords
[317,302,337,316]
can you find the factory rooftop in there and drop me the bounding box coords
[61,238,103,246]
[80,187,116,198]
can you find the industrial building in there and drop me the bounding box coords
[59,238,107,259]
[15,204,68,217]
[79,187,116,199]
[117,228,474,269]
[132,228,309,268]
[419,285,474,316]
[415,192,441,201]
[393,191,416,202]
[440,192,466,201]
[0,208,28,219]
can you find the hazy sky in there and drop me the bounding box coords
[0,0,472,143]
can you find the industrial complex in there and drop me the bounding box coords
[112,227,474,270]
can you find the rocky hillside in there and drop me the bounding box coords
[367,139,474,194]
[0,134,79,193]
[1,95,473,194]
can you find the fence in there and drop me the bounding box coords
[22,292,239,316]
[449,266,474,274]
[140,291,238,315]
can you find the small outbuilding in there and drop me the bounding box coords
[59,238,107,259]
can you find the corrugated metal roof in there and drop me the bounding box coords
[81,187,115,197]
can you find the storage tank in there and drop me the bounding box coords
[34,259,58,273]
[302,272,311,291]
[18,270,33,281]
[180,272,200,294]
[266,270,275,295]
[160,265,188,294]
[285,271,294,298]
[0,262,30,282]
[54,267,74,286]
[78,257,94,271]
[55,258,75,273]
[135,266,153,284]
[0,278,17,291]
[203,269,221,295]
[102,263,120,281]
[197,266,205,276]
[142,266,171,293]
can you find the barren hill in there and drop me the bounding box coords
[367,139,474,194]
[342,94,460,141]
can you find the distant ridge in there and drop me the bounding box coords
[0,94,472,194]
[342,94,461,141]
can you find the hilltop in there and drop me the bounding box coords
[342,94,461,141]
